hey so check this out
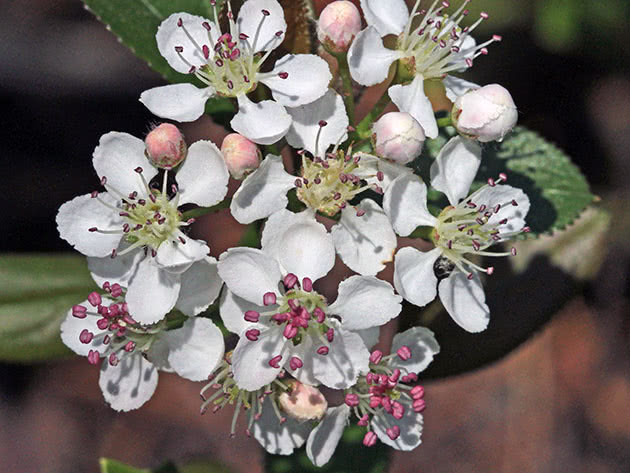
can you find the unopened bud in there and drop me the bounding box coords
[372,112,425,164]
[221,133,262,180]
[144,123,187,169]
[278,381,328,422]
[317,1,362,53]
[452,84,517,142]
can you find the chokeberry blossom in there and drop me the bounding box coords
[217,210,402,391]
[382,136,531,332]
[348,0,501,137]
[56,131,229,323]
[305,327,440,466]
[61,282,224,411]
[230,90,404,275]
[139,0,332,144]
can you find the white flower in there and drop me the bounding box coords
[139,0,332,144]
[383,136,531,332]
[306,327,440,466]
[217,212,402,391]
[230,90,403,275]
[56,132,229,324]
[348,0,501,137]
[61,279,224,411]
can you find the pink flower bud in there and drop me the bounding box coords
[221,133,262,180]
[144,123,188,169]
[452,84,518,142]
[317,1,362,53]
[372,112,425,164]
[278,381,328,422]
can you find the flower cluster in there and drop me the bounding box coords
[57,0,527,466]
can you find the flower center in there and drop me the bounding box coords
[396,0,501,79]
[174,2,285,98]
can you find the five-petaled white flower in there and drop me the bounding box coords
[348,0,501,137]
[61,279,224,411]
[56,131,229,324]
[139,0,332,145]
[230,90,406,276]
[217,209,402,391]
[382,136,531,332]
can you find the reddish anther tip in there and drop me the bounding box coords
[283,324,298,339]
[268,355,282,368]
[108,353,119,366]
[261,9,270,16]
[244,310,260,323]
[263,292,277,306]
[87,292,102,307]
[302,278,313,292]
[369,350,383,364]
[283,273,298,289]
[326,328,335,343]
[278,71,289,79]
[317,346,329,355]
[72,305,87,319]
[345,393,360,407]
[313,307,326,323]
[480,11,489,19]
[124,341,136,352]
[289,356,303,370]
[177,17,183,27]
[413,398,426,412]
[87,349,100,365]
[386,425,401,440]
[486,266,495,275]
[245,329,261,341]
[397,345,412,361]
[318,120,328,127]
[363,431,378,447]
[79,329,94,344]
[357,414,369,426]
[411,385,425,399]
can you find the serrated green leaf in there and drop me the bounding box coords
[100,458,148,473]
[82,0,233,115]
[0,253,97,362]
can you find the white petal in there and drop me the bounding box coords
[99,355,158,412]
[237,0,287,53]
[175,257,222,316]
[175,140,229,206]
[219,288,264,335]
[356,327,380,350]
[306,405,350,467]
[438,271,489,332]
[359,0,409,36]
[390,327,440,374]
[231,95,292,145]
[230,155,295,224]
[253,397,311,455]
[232,326,288,391]
[430,136,481,205]
[262,209,335,282]
[260,54,332,107]
[312,324,370,389]
[353,153,413,191]
[383,174,437,236]
[393,247,440,307]
[442,75,479,102]
[140,84,212,123]
[60,301,109,356]
[469,185,530,235]
[92,132,157,197]
[372,402,423,451]
[285,89,348,157]
[348,27,402,86]
[217,247,282,304]
[329,276,402,331]
[286,337,319,387]
[125,259,181,324]
[331,199,397,276]
[165,318,224,381]
[88,244,143,288]
[145,336,172,372]
[154,236,209,273]
[156,13,219,73]
[389,75,438,139]
[56,193,123,258]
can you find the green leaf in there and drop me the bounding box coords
[82,0,233,115]
[100,458,148,473]
[0,253,98,362]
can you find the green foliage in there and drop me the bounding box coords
[0,254,97,362]
[99,458,230,473]
[82,0,233,115]
[100,458,148,473]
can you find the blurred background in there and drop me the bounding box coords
[1,0,629,471]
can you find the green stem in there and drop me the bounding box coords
[355,89,392,140]
[181,198,231,220]
[335,52,356,125]
[264,143,280,156]
[437,116,453,128]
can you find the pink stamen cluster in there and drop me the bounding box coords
[343,347,426,447]
[242,273,333,372]
[72,282,141,367]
